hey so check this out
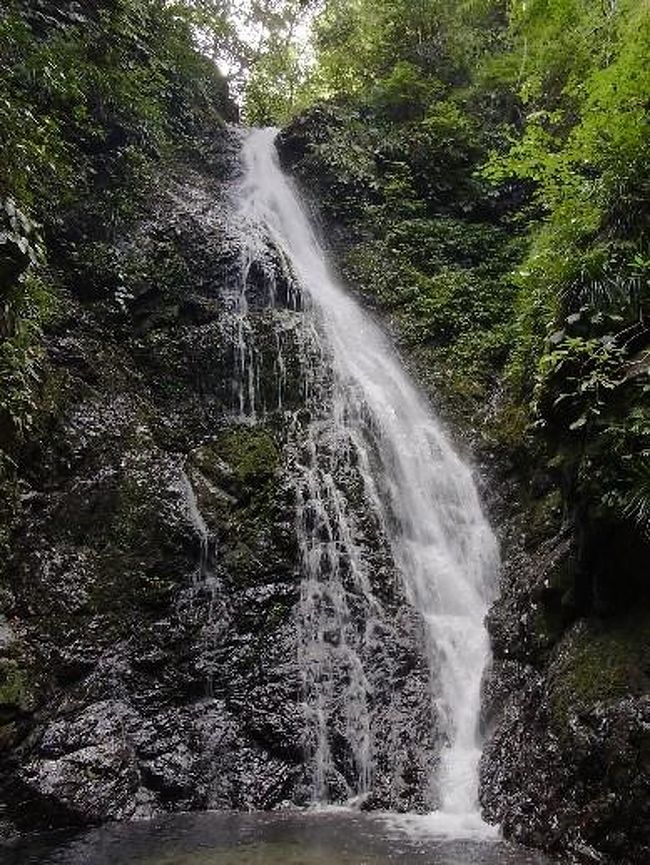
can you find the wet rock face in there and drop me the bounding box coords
[0,129,439,835]
[479,474,650,865]
[0,129,307,830]
[481,684,650,864]
[480,655,650,865]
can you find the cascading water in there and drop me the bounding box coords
[234,127,500,834]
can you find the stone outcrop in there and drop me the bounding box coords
[480,475,650,865]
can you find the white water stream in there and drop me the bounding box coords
[236,127,499,836]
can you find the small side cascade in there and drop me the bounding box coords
[293,410,384,801]
[220,175,306,421]
[229,127,500,830]
[180,469,225,699]
[180,469,212,580]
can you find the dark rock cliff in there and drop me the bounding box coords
[0,128,443,838]
[1,130,310,828]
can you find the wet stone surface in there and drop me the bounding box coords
[0,129,445,834]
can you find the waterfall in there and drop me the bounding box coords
[234,127,499,832]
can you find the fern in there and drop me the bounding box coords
[622,459,650,539]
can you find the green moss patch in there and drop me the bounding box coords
[217,428,280,487]
[0,659,31,710]
[549,611,650,730]
[194,427,280,498]
[189,424,295,588]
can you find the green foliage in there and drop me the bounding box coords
[536,333,628,434]
[1,0,234,208]
[491,0,650,531]
[232,0,322,124]
[620,459,650,540]
[310,0,505,92]
[278,0,650,599]
[0,197,49,441]
[284,69,524,426]
[371,62,442,122]
[0,0,234,452]
[245,38,316,125]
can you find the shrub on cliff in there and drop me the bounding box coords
[0,0,236,447]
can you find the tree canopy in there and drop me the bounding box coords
[264,0,649,552]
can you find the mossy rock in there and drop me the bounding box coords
[194,426,280,499]
[0,659,32,711]
[189,424,295,588]
[527,489,564,546]
[486,399,530,451]
[218,427,279,486]
[549,611,650,731]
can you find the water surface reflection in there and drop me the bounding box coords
[5,810,558,865]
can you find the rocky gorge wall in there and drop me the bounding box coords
[0,127,449,839]
[1,130,307,828]
[0,114,647,865]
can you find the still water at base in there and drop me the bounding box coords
[7,810,556,865]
